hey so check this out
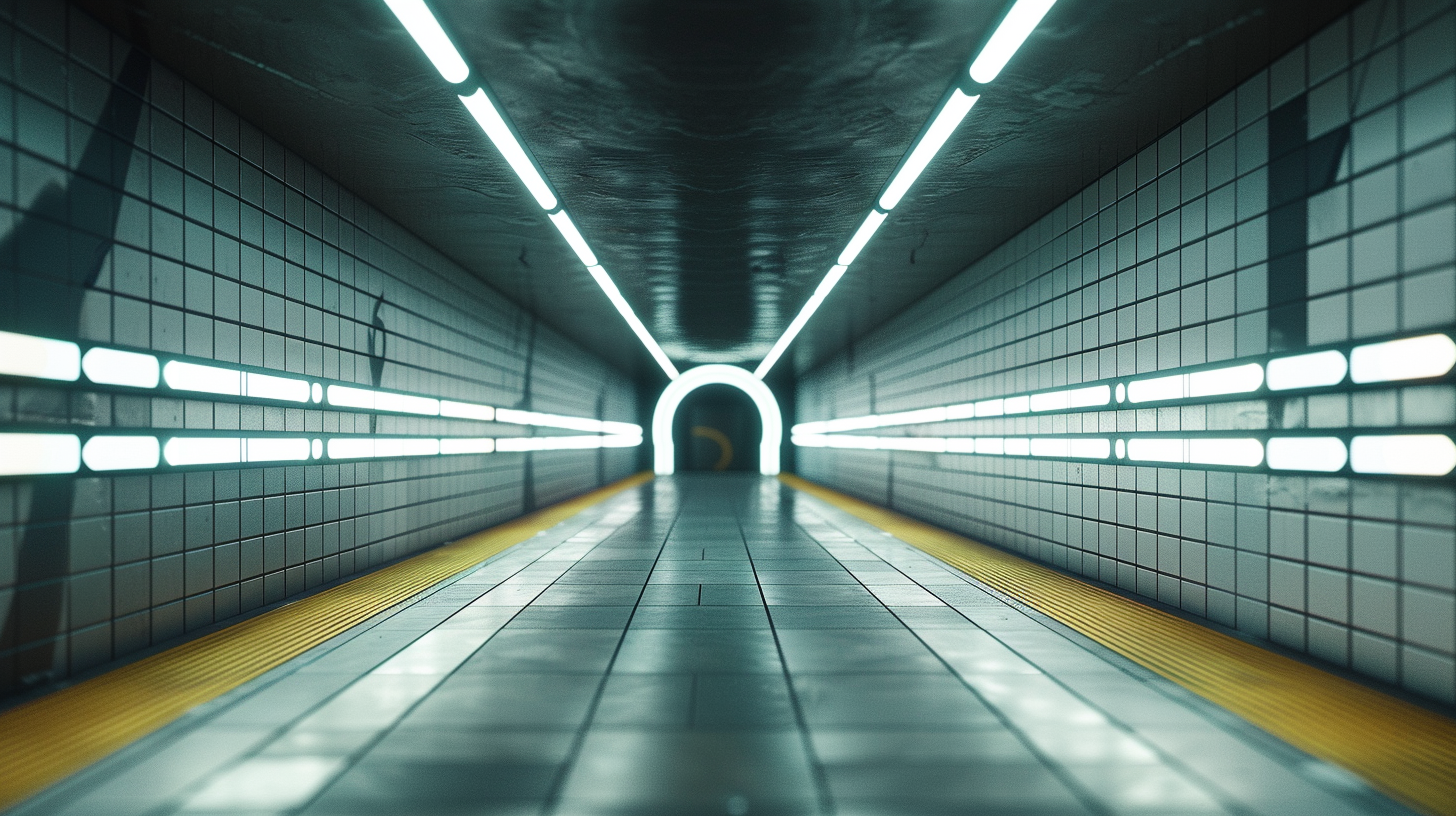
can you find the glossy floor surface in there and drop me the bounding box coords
[12,475,1415,816]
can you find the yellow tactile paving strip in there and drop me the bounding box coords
[782,473,1456,816]
[0,471,652,810]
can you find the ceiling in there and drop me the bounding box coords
[79,0,1357,382]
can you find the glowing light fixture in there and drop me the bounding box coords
[548,210,598,267]
[1128,363,1264,403]
[1266,437,1347,472]
[164,361,241,396]
[439,400,495,421]
[458,89,558,210]
[82,348,159,388]
[587,264,680,379]
[1350,434,1456,476]
[753,265,846,379]
[496,434,641,452]
[879,90,980,211]
[968,0,1058,83]
[245,372,311,403]
[164,437,243,467]
[838,211,889,266]
[495,408,640,435]
[327,385,439,415]
[440,437,495,455]
[0,331,80,381]
[246,438,312,463]
[1126,437,1263,467]
[653,364,782,475]
[1266,350,1347,391]
[82,436,160,471]
[383,0,471,84]
[1030,385,1110,412]
[0,433,81,475]
[1349,334,1456,384]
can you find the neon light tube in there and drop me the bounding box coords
[440,437,495,455]
[375,391,440,415]
[164,437,243,466]
[753,264,846,379]
[879,90,980,210]
[1266,350,1347,390]
[327,438,376,460]
[496,434,641,452]
[82,436,160,471]
[163,361,242,396]
[1188,363,1264,398]
[245,372,311,403]
[375,438,440,457]
[1350,334,1456,384]
[838,211,888,266]
[548,210,598,267]
[1002,395,1031,414]
[0,433,81,475]
[383,0,471,84]
[653,364,782,474]
[459,89,557,210]
[1030,385,1110,412]
[1266,437,1347,472]
[326,385,375,410]
[1189,438,1264,467]
[1350,434,1456,476]
[82,348,159,388]
[0,331,80,381]
[586,265,680,379]
[245,438,312,463]
[968,0,1058,83]
[439,400,495,421]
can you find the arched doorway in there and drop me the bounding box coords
[652,365,782,475]
[674,384,761,472]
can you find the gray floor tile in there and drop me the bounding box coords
[403,673,601,728]
[777,629,947,674]
[456,628,620,674]
[505,605,634,629]
[614,628,783,674]
[794,672,1003,728]
[699,584,764,605]
[628,606,771,629]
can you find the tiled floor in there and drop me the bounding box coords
[13,475,1417,816]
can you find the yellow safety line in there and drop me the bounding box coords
[781,473,1456,816]
[0,471,653,809]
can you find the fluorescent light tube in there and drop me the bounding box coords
[548,210,598,267]
[374,438,440,457]
[968,0,1058,84]
[1350,334,1456,384]
[1030,385,1110,412]
[327,438,376,459]
[1351,434,1456,476]
[375,391,440,415]
[440,437,496,455]
[1127,373,1183,403]
[1004,438,1031,456]
[1266,350,1347,390]
[1127,438,1185,463]
[1187,363,1264,398]
[1266,437,1347,472]
[975,399,1004,417]
[245,372,311,403]
[1003,395,1030,414]
[0,331,80,381]
[879,90,979,210]
[754,265,847,379]
[82,436,160,471]
[164,437,243,466]
[587,265,680,379]
[327,385,375,410]
[459,89,558,210]
[976,438,1005,455]
[82,348,159,388]
[945,403,977,420]
[439,400,495,421]
[838,210,888,266]
[1189,438,1263,467]
[164,361,242,396]
[245,437,312,463]
[383,0,471,83]
[0,433,81,475]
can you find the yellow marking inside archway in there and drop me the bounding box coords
[691,425,734,470]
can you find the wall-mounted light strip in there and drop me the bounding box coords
[792,333,1456,435]
[795,430,1455,477]
[0,331,637,435]
[0,331,80,381]
[753,1,1057,380]
[0,433,82,476]
[81,436,161,471]
[548,210,598,267]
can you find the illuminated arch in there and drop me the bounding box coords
[653,365,781,475]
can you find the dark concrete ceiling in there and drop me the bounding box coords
[79,0,1356,382]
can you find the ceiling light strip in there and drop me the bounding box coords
[587,265,680,379]
[968,0,1059,84]
[755,3,1058,379]
[457,89,558,211]
[382,0,471,84]
[752,265,847,379]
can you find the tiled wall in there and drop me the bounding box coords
[797,0,1456,702]
[0,4,638,694]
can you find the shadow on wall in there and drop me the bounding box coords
[0,47,150,691]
